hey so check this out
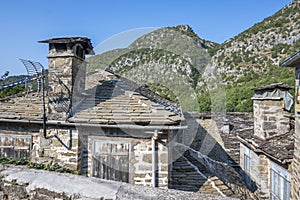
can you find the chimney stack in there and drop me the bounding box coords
[252,83,293,140]
[39,37,94,118]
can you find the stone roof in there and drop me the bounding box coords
[252,83,292,91]
[206,112,295,165]
[69,71,183,126]
[0,93,44,121]
[236,115,294,164]
[0,71,183,127]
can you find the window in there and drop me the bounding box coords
[271,164,290,200]
[244,147,251,173]
[92,140,130,183]
[0,134,31,160]
[243,146,251,184]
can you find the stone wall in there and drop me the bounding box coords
[0,123,80,171]
[291,115,300,200]
[32,128,80,170]
[132,138,169,188]
[188,112,254,165]
[0,123,170,189]
[169,113,258,199]
[47,45,87,97]
[0,165,236,200]
[258,155,271,199]
[197,116,240,164]
[253,98,291,140]
[291,76,300,200]
[240,143,270,199]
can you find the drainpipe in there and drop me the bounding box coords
[41,69,47,138]
[152,129,158,187]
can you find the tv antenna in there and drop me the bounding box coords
[0,59,45,96]
[0,59,47,138]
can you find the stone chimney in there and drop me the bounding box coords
[39,37,94,118]
[252,83,293,140]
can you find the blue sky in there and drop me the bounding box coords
[0,0,292,75]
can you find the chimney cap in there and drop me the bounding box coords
[39,37,95,55]
[252,83,292,91]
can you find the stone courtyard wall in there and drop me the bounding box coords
[0,165,235,200]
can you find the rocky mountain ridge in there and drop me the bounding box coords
[207,0,299,84]
[87,1,300,112]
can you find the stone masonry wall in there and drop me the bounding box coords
[291,70,300,200]
[291,115,300,200]
[32,128,80,170]
[47,56,86,121]
[258,155,271,199]
[169,115,258,199]
[133,138,169,188]
[197,116,241,164]
[240,143,270,199]
[253,99,291,139]
[48,57,74,95]
[187,112,254,165]
[0,123,80,171]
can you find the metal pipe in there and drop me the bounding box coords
[0,118,187,131]
[152,129,158,187]
[41,70,47,138]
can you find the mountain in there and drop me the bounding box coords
[200,0,299,112]
[0,75,27,98]
[87,1,300,112]
[87,25,217,111]
[208,0,299,83]
[0,70,49,99]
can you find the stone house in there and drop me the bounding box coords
[1,36,284,199]
[0,37,184,188]
[0,36,260,199]
[280,50,300,200]
[237,83,294,200]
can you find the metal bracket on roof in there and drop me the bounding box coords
[48,73,72,119]
[20,59,45,96]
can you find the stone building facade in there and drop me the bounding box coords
[3,36,298,199]
[280,51,300,200]
[252,83,293,140]
[0,37,184,189]
[238,83,294,200]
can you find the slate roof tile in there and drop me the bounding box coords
[0,71,183,127]
[70,71,183,126]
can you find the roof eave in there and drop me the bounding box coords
[280,51,300,67]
